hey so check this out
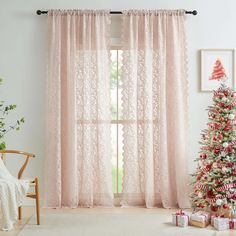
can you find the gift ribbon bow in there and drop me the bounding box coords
[229,220,235,230]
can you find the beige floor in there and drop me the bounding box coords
[2,207,179,236]
[0,207,236,236]
[0,207,35,236]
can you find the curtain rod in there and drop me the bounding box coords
[36,10,198,15]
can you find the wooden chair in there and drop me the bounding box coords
[0,150,40,225]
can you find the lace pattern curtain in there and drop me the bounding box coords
[121,10,190,208]
[44,10,113,207]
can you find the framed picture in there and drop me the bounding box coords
[200,49,235,92]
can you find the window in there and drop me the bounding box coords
[110,49,123,195]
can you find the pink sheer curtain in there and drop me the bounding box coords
[121,10,190,208]
[44,10,113,207]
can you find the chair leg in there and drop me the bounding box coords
[18,206,22,220]
[35,178,40,225]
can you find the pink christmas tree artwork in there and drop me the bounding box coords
[209,59,227,81]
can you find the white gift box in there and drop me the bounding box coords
[214,218,236,231]
[172,213,189,227]
[211,215,217,226]
[191,211,210,223]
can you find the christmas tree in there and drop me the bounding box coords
[209,59,227,81]
[191,84,236,212]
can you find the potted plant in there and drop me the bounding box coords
[0,78,24,150]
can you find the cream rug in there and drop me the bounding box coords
[18,209,233,236]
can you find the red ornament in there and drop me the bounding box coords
[224,126,231,131]
[211,205,218,212]
[218,134,223,140]
[228,145,233,152]
[227,162,233,168]
[223,204,228,209]
[214,149,220,154]
[215,179,222,184]
[220,103,225,108]
[221,117,225,121]
[206,164,212,171]
[207,190,214,198]
[224,91,229,97]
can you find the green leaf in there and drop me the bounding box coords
[0,142,6,150]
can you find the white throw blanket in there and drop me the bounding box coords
[0,158,29,231]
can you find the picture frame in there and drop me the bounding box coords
[200,49,235,92]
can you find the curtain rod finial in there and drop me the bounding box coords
[193,10,197,15]
[36,10,42,15]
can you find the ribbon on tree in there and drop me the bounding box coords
[197,184,207,190]
[232,100,236,106]
[216,182,236,191]
[208,193,235,202]
[201,167,208,172]
[232,139,236,145]
[217,163,226,168]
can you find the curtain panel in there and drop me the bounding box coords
[44,10,113,207]
[121,10,190,208]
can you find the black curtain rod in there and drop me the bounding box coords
[36,10,197,15]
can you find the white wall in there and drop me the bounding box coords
[1,0,236,205]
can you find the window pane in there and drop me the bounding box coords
[110,49,124,194]
[110,50,118,120]
[118,124,123,193]
[118,50,123,120]
[111,124,117,193]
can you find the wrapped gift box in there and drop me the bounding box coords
[189,219,209,228]
[211,214,225,226]
[189,211,210,228]
[172,210,189,227]
[214,218,236,231]
[211,215,219,226]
